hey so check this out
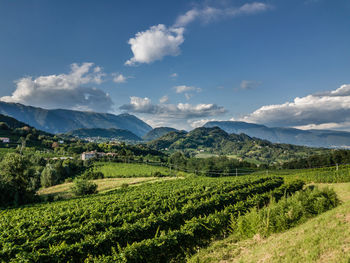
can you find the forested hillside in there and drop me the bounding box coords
[148,127,330,164]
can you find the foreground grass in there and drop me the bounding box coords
[190,183,350,263]
[37,177,166,199]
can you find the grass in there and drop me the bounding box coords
[37,177,167,199]
[189,182,350,263]
[93,162,178,177]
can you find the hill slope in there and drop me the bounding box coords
[0,113,54,149]
[204,121,350,148]
[190,183,350,263]
[66,128,141,141]
[142,127,178,141]
[0,102,152,136]
[148,127,329,163]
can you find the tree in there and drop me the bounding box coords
[41,164,59,188]
[0,153,36,207]
[71,178,98,196]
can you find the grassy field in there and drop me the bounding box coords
[37,177,166,199]
[189,182,350,263]
[93,162,178,177]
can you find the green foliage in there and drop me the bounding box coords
[234,186,339,239]
[70,178,98,196]
[0,153,37,207]
[81,170,104,180]
[0,176,305,262]
[148,127,330,164]
[283,149,350,169]
[41,164,60,187]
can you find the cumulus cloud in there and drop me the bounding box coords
[0,63,113,112]
[120,96,226,119]
[240,80,261,90]
[189,118,220,128]
[240,84,350,130]
[126,2,271,65]
[174,85,201,100]
[125,25,184,65]
[112,73,129,83]
[174,2,271,27]
[159,95,169,103]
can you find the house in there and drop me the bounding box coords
[81,151,97,160]
[81,151,108,160]
[0,137,10,143]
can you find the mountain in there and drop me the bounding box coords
[0,114,54,149]
[148,127,330,164]
[66,128,141,141]
[203,121,350,148]
[0,102,152,137]
[0,113,32,129]
[142,127,178,141]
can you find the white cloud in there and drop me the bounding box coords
[240,84,350,130]
[240,80,261,90]
[125,24,185,65]
[174,85,201,100]
[112,73,128,83]
[159,95,169,103]
[174,2,271,27]
[174,85,201,94]
[1,63,113,112]
[120,96,226,119]
[189,118,219,128]
[170,73,178,78]
[125,3,271,66]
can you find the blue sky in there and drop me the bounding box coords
[1,0,350,130]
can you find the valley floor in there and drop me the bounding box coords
[190,183,350,263]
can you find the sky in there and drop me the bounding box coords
[0,0,350,130]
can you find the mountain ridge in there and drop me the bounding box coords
[203,121,350,148]
[148,126,329,164]
[0,102,152,137]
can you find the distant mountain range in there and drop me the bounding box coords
[142,127,178,141]
[2,101,350,148]
[148,127,329,164]
[66,128,141,141]
[203,121,350,148]
[0,102,152,137]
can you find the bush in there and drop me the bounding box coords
[71,179,98,196]
[81,170,104,180]
[151,171,165,177]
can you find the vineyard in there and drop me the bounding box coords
[264,164,350,183]
[0,176,304,262]
[93,162,174,177]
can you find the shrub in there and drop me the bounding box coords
[121,183,129,189]
[81,170,104,180]
[71,179,98,196]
